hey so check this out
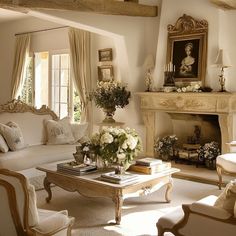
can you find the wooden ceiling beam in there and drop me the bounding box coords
[210,0,236,10]
[0,0,158,17]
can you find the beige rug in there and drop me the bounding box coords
[36,178,222,236]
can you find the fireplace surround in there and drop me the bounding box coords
[136,92,236,157]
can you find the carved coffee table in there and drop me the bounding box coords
[37,161,180,224]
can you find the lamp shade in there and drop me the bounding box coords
[143,54,155,70]
[214,49,232,68]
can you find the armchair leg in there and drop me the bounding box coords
[216,165,222,190]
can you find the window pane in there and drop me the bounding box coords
[60,103,68,118]
[61,69,69,86]
[61,54,69,69]
[60,86,68,103]
[52,69,60,86]
[54,102,60,117]
[52,55,60,69]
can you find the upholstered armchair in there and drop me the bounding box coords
[0,169,75,236]
[156,185,236,236]
[216,142,236,189]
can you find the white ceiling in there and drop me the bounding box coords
[0,8,27,23]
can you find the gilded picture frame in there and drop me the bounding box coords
[98,48,113,62]
[98,65,114,81]
[166,14,208,86]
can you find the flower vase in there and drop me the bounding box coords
[103,107,116,123]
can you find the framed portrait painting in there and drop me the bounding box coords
[166,14,208,86]
[98,65,114,81]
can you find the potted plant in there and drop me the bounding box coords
[91,127,142,173]
[154,135,178,161]
[198,141,221,170]
[90,80,131,123]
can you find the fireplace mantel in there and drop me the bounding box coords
[136,92,236,156]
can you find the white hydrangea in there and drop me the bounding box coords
[127,134,138,150]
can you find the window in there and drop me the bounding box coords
[21,51,81,121]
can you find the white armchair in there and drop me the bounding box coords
[156,194,236,236]
[0,169,75,236]
[216,142,236,189]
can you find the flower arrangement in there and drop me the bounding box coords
[176,83,202,93]
[91,80,131,111]
[91,127,142,167]
[154,135,178,157]
[198,141,221,161]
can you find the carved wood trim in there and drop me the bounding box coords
[167,14,208,35]
[0,99,58,120]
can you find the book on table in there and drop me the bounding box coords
[100,171,139,184]
[128,162,171,174]
[135,157,162,166]
[57,161,97,176]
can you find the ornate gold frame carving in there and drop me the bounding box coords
[167,14,208,86]
[0,99,58,120]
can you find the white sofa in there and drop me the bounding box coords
[0,99,86,189]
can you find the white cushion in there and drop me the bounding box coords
[217,153,236,173]
[71,122,88,141]
[45,117,75,145]
[157,206,184,229]
[214,179,236,215]
[0,121,25,151]
[0,134,8,153]
[34,209,70,234]
[28,184,39,226]
[0,144,77,171]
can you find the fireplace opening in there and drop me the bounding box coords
[158,113,221,168]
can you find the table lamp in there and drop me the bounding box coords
[214,49,232,92]
[143,54,155,92]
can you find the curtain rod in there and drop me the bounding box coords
[15,26,69,36]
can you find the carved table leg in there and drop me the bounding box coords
[165,177,173,203]
[216,165,222,190]
[44,177,52,203]
[113,191,123,225]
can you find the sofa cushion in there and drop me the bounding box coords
[71,122,88,141]
[45,117,75,145]
[0,144,77,171]
[0,122,25,151]
[214,179,236,215]
[0,134,9,153]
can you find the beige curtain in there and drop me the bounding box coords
[11,34,31,99]
[68,28,92,131]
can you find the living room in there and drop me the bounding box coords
[0,0,236,235]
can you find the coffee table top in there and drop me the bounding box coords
[37,160,180,188]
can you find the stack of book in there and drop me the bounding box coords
[128,157,171,174]
[57,161,97,176]
[100,172,139,184]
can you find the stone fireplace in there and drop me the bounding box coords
[136,92,236,156]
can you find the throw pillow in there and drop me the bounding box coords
[71,122,88,142]
[214,179,236,215]
[45,117,75,145]
[0,122,25,151]
[0,134,9,153]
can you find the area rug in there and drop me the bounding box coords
[36,178,221,236]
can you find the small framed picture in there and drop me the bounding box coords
[98,48,113,62]
[98,65,114,81]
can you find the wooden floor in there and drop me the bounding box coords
[172,162,234,187]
